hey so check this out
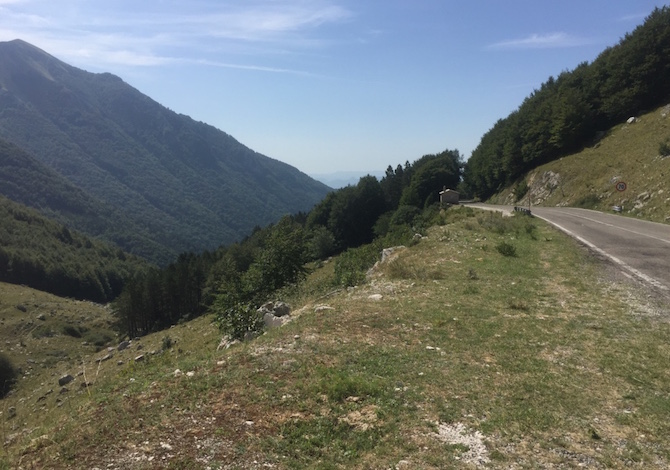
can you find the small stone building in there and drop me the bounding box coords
[439,187,459,205]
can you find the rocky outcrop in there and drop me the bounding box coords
[259,301,292,328]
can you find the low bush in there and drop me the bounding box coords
[213,302,263,341]
[496,241,517,257]
[84,330,113,348]
[659,138,670,157]
[515,180,529,201]
[334,242,383,287]
[61,324,88,338]
[0,353,18,398]
[574,194,600,209]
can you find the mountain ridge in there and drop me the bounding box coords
[0,39,331,264]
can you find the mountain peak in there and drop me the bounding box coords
[0,40,330,264]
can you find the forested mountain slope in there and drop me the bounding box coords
[0,138,172,261]
[0,39,330,265]
[463,6,670,199]
[0,194,149,302]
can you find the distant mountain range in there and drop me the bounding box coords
[0,39,331,265]
[311,170,384,189]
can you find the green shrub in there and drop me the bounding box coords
[334,242,382,287]
[496,241,517,257]
[32,325,55,338]
[0,353,18,398]
[61,324,87,338]
[84,330,113,348]
[659,139,670,157]
[390,205,421,227]
[515,180,529,202]
[161,335,174,351]
[307,226,337,260]
[213,302,263,341]
[574,194,600,209]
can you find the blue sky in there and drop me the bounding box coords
[0,1,667,176]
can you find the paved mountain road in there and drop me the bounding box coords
[464,204,670,292]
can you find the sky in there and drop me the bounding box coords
[0,0,668,177]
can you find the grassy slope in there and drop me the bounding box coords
[3,208,670,469]
[491,103,670,223]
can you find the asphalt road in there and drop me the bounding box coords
[464,204,670,292]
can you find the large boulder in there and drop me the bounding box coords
[258,301,292,329]
[58,374,74,387]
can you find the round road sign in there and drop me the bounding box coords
[615,181,627,192]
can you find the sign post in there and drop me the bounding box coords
[614,181,627,212]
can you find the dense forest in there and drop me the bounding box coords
[114,149,463,338]
[0,195,149,302]
[463,6,670,199]
[0,138,172,261]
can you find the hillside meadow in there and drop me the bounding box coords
[492,103,670,223]
[1,207,669,469]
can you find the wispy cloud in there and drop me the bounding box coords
[617,12,649,22]
[487,32,592,50]
[0,1,353,71]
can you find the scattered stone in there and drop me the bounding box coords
[58,374,75,387]
[626,116,638,124]
[15,305,27,313]
[368,294,383,301]
[381,246,405,263]
[117,361,124,366]
[173,369,183,377]
[136,344,143,350]
[59,387,69,394]
[314,305,334,313]
[433,422,490,466]
[186,371,195,378]
[6,407,16,419]
[96,354,113,363]
[117,341,131,351]
[80,382,92,389]
[217,337,239,351]
[160,442,173,451]
[36,313,46,321]
[134,354,145,362]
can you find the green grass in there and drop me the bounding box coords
[2,207,670,468]
[491,103,670,224]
